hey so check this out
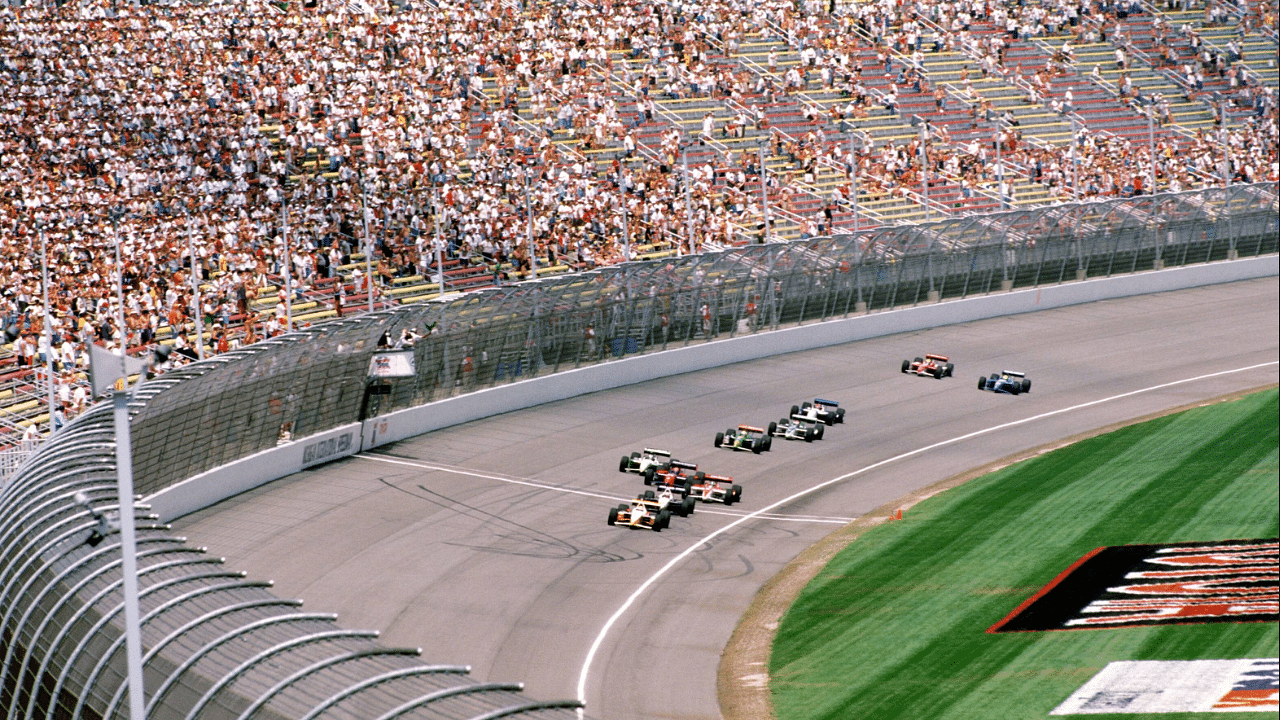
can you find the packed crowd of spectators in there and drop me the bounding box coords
[0,0,1275,434]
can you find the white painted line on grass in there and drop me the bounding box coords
[353,454,855,524]
[574,360,1279,712]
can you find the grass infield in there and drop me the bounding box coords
[770,388,1279,720]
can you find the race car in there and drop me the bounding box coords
[643,487,696,517]
[902,354,954,379]
[607,498,671,531]
[978,370,1031,395]
[789,399,846,425]
[714,425,773,453]
[770,415,825,442]
[646,461,700,495]
[688,473,743,505]
[619,448,676,476]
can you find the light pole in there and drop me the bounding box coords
[522,168,538,279]
[433,188,446,294]
[1145,98,1157,196]
[849,135,860,238]
[109,220,146,720]
[758,141,770,243]
[360,174,374,312]
[1216,95,1231,187]
[619,168,632,262]
[280,197,293,333]
[38,223,57,432]
[186,217,205,360]
[990,111,1006,209]
[1070,117,1081,202]
[912,115,931,221]
[682,144,695,254]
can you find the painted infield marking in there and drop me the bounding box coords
[574,360,1280,710]
[353,454,855,525]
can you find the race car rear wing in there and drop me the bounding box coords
[669,460,698,470]
[1002,370,1026,377]
[814,398,840,407]
[925,354,949,361]
[642,448,672,457]
[738,425,765,433]
[701,474,736,483]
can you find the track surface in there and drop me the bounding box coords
[174,277,1279,719]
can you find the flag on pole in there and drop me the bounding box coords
[88,343,151,397]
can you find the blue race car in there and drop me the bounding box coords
[979,370,1031,395]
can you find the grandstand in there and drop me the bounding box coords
[0,0,1274,457]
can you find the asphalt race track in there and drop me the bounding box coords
[173,276,1279,720]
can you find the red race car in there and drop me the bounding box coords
[647,461,700,495]
[902,353,954,379]
[688,473,743,505]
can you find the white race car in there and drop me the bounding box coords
[770,415,825,442]
[688,473,743,505]
[619,448,675,477]
[643,487,696,517]
[789,398,845,426]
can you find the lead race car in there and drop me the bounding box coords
[714,424,773,453]
[770,414,825,442]
[978,370,1032,395]
[619,448,677,477]
[688,473,743,505]
[607,497,671,531]
[902,354,955,379]
[789,399,846,425]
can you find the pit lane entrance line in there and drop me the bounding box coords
[352,454,856,525]
[574,360,1280,712]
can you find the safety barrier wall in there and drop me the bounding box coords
[1,183,1276,719]
[145,254,1279,521]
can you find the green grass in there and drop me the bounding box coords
[771,389,1279,720]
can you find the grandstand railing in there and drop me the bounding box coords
[91,182,1276,495]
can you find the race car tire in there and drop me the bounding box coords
[768,421,778,436]
[1010,384,1021,395]
[643,467,656,485]
[764,436,773,452]
[681,480,692,498]
[824,415,834,426]
[681,498,695,517]
[656,511,671,531]
[914,357,924,366]
[815,424,825,440]
[1022,378,1031,393]
[731,485,743,503]
[790,404,800,417]
[643,490,656,501]
[836,408,846,423]
[802,401,812,411]
[805,428,815,442]
[714,432,724,448]
[934,367,944,379]
[619,456,630,473]
[978,376,987,390]
[607,509,617,526]
[901,359,910,373]
[945,363,954,377]
[752,441,762,454]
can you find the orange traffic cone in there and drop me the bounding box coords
[895,508,903,521]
